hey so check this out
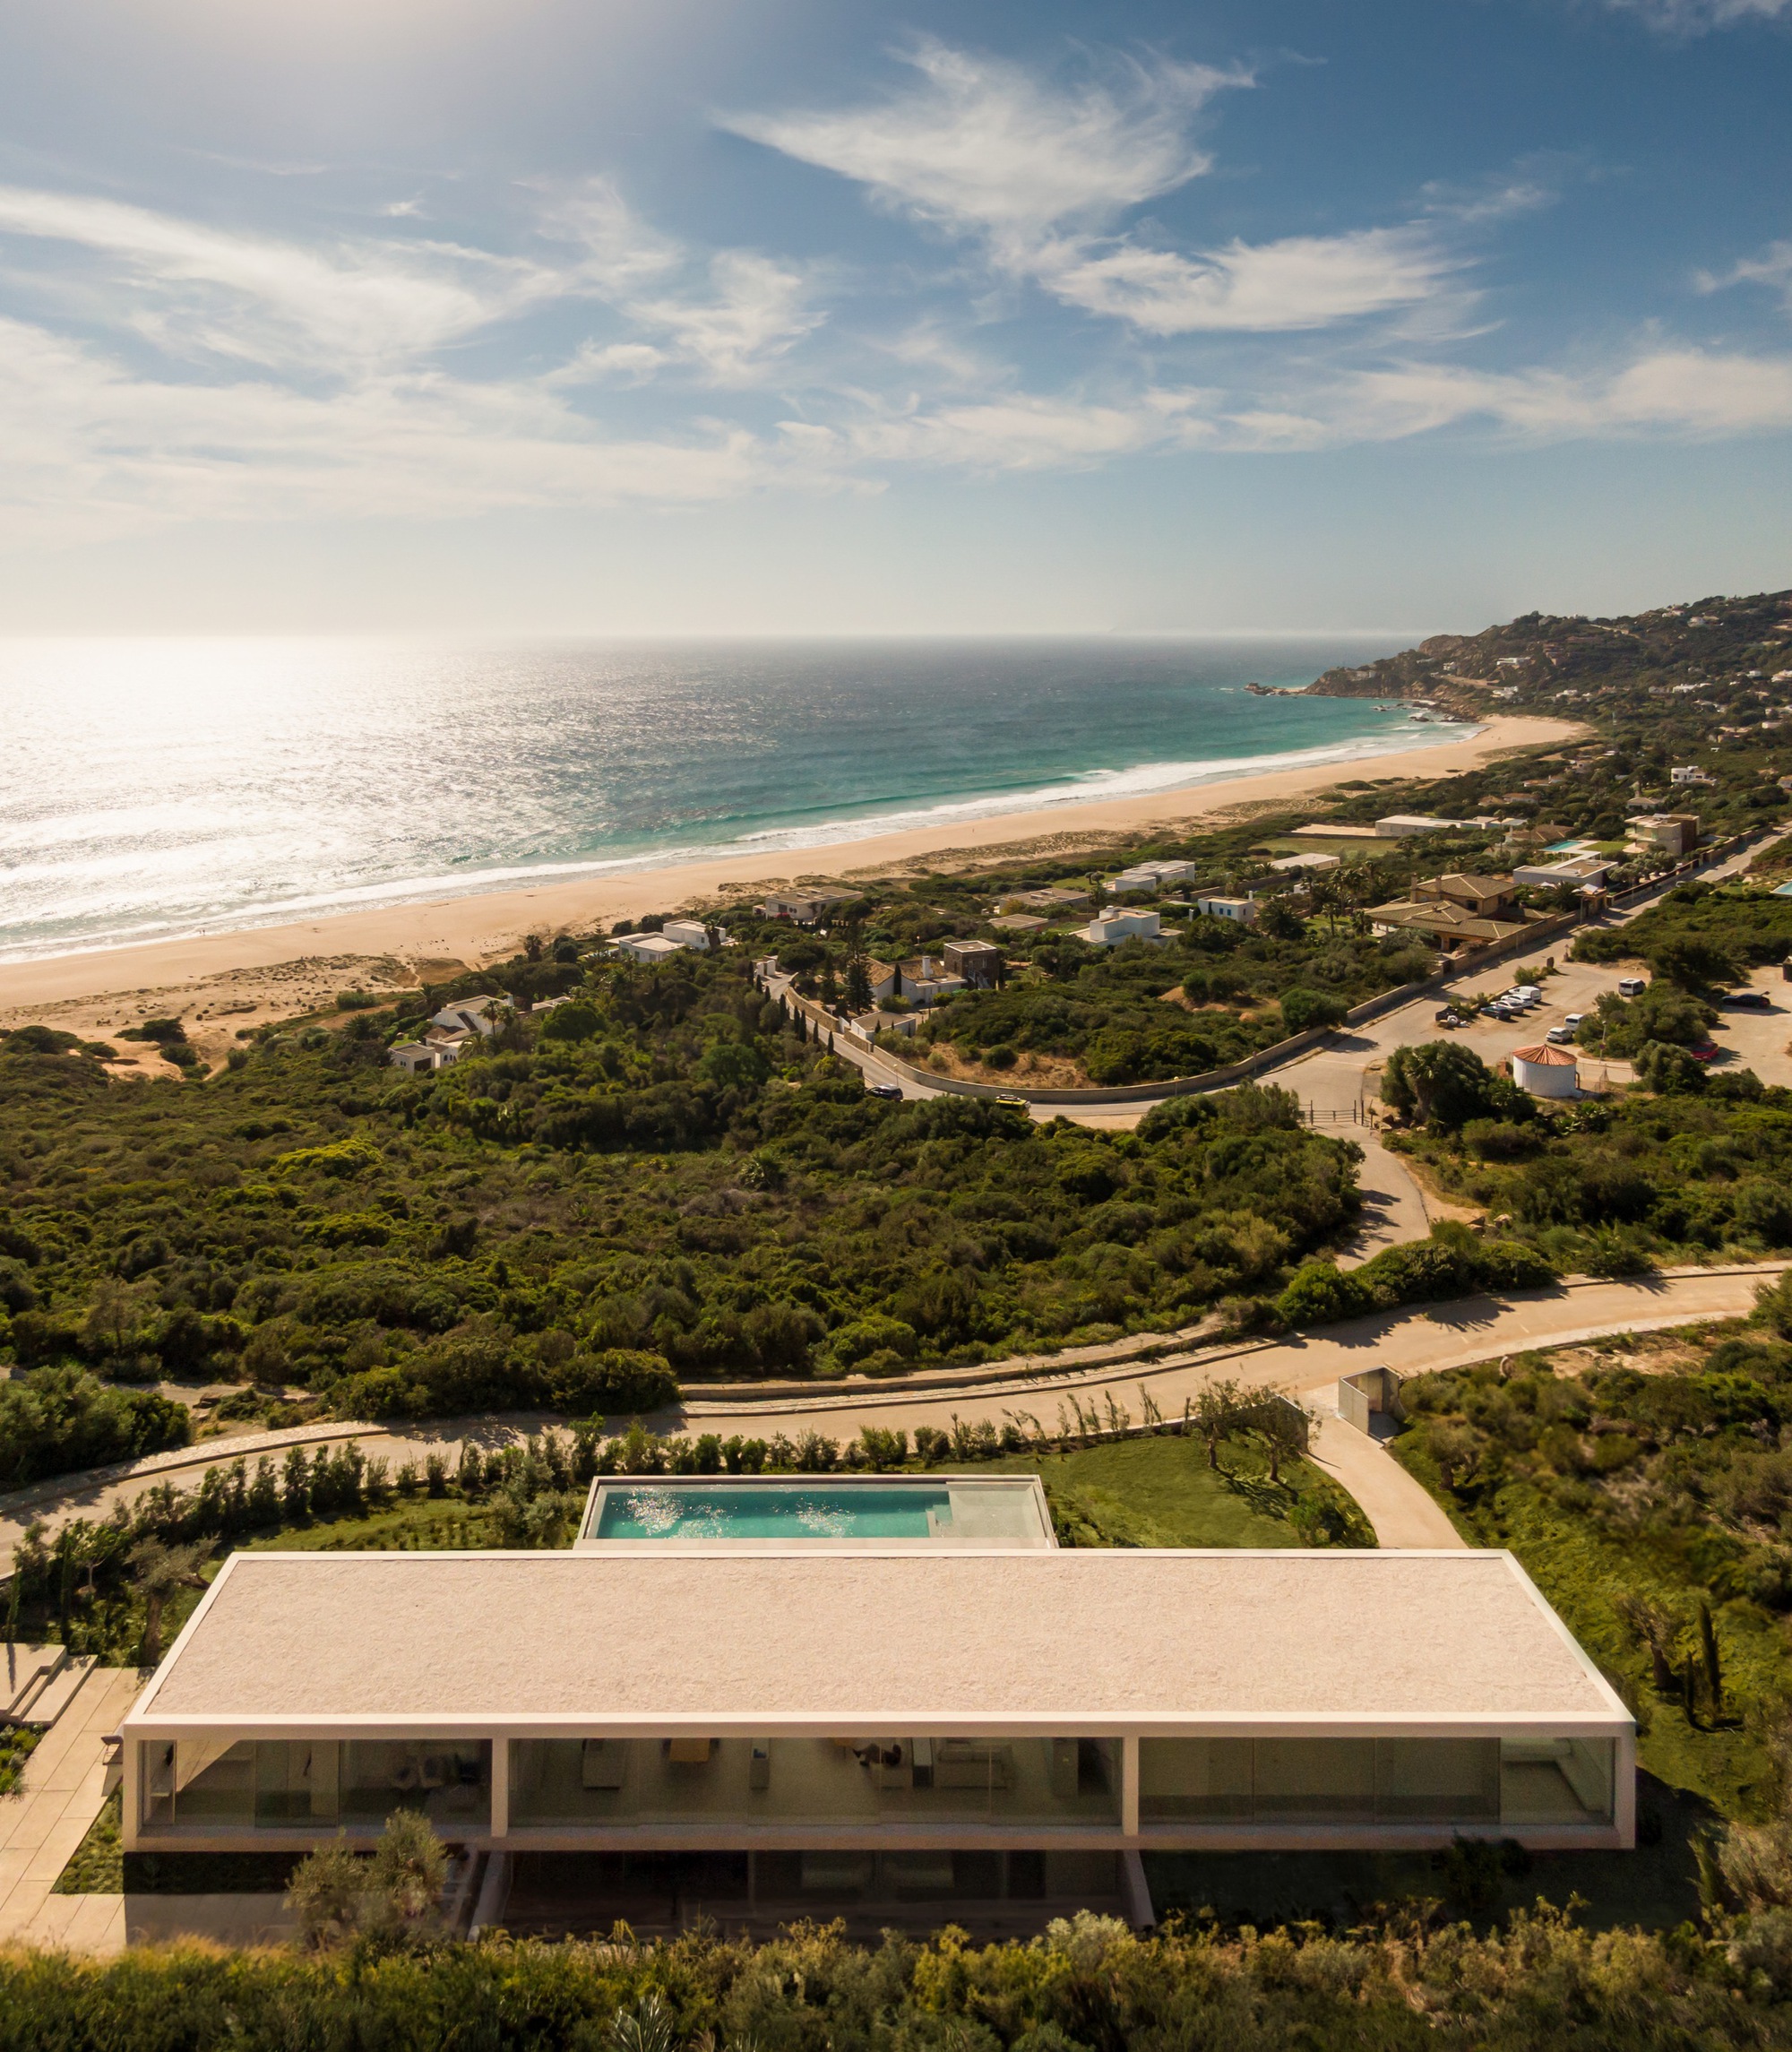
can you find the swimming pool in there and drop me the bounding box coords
[575,1475,1055,1548]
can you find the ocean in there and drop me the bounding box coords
[0,636,1469,962]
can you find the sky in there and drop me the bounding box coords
[0,0,1788,634]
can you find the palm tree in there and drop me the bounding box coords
[129,1538,212,1668]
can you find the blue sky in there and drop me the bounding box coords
[0,0,1788,633]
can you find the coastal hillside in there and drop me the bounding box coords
[1305,587,1792,719]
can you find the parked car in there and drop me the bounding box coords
[1723,988,1772,1010]
[1488,1003,1517,1022]
[866,1082,903,1099]
[1434,1008,1459,1027]
[1546,1025,1576,1045]
[1618,976,1647,998]
[1563,1013,1586,1032]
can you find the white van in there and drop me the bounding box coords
[1617,976,1646,999]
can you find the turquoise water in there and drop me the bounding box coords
[595,1482,952,1539]
[0,635,1469,962]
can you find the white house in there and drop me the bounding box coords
[615,933,687,966]
[661,919,728,952]
[1670,767,1716,788]
[426,996,503,1039]
[1374,815,1460,838]
[1106,860,1198,895]
[1195,896,1258,926]
[388,1041,452,1074]
[1512,857,1612,892]
[1078,909,1163,947]
[1270,852,1340,876]
[119,1544,1635,1893]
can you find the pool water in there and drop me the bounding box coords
[594,1483,954,1541]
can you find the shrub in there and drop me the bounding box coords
[1383,1042,1527,1131]
[826,1315,918,1368]
[538,1002,602,1044]
[1276,1260,1372,1329]
[547,1349,678,1418]
[1635,1039,1709,1094]
[1460,1118,1538,1162]
[0,1366,190,1490]
[1279,987,1348,1033]
[1582,1227,1657,1278]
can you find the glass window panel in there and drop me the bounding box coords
[511,1736,1119,1828]
[1374,1739,1500,1822]
[1500,1738,1615,1824]
[339,1740,490,1829]
[1138,1738,1253,1821]
[1252,1739,1377,1822]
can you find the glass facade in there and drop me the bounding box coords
[135,1731,1618,1839]
[510,1736,1120,1829]
[140,1739,490,1832]
[1139,1737,1609,1827]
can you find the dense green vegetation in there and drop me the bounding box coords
[10,1900,1792,2048]
[1374,1027,1792,1271]
[906,918,1432,1085]
[1392,1307,1792,1823]
[0,979,1362,1451]
[1575,881,1792,985]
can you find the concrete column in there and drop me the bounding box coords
[1121,1736,1140,1838]
[122,1738,140,1852]
[1615,1733,1637,1849]
[489,1736,510,1841]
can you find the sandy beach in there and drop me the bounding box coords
[0,713,1580,1066]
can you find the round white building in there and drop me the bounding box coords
[1511,1042,1579,1098]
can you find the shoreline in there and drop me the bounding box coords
[0,714,1580,1054]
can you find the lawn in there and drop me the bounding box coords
[968,1429,1375,1548]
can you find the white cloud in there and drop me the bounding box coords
[1699,238,1792,313]
[0,314,801,546]
[1291,347,1792,445]
[627,250,825,384]
[727,42,1469,339]
[532,177,683,295]
[0,185,548,368]
[1597,0,1790,30]
[833,385,1210,471]
[1039,226,1460,333]
[726,40,1245,265]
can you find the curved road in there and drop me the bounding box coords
[5,1262,1782,1559]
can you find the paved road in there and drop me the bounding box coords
[6,1263,1781,1559]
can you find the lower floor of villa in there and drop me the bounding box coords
[129,1729,1633,1854]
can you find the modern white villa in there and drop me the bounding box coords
[121,1495,1633,1934]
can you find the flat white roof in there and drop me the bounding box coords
[129,1550,1626,1734]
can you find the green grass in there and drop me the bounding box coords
[53,1789,120,1894]
[968,1431,1375,1548]
[0,1728,39,1798]
[244,1496,494,1555]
